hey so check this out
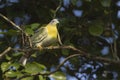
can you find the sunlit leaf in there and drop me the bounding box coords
[21,76,34,80]
[25,62,46,74]
[5,71,17,77]
[50,71,66,80]
[30,23,40,29]
[39,75,45,80]
[25,28,34,35]
[10,62,20,70]
[1,62,10,72]
[5,55,12,60]
[1,62,20,73]
[5,71,23,78]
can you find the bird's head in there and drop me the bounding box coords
[49,19,59,25]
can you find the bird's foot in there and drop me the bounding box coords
[36,45,43,50]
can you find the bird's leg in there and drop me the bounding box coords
[46,46,55,49]
[36,44,43,50]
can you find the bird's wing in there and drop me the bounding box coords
[57,31,62,45]
[31,27,48,44]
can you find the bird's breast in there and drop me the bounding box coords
[47,25,58,38]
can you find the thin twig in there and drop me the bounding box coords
[53,0,62,18]
[13,45,120,65]
[0,13,32,47]
[113,38,119,61]
[0,13,22,31]
[0,47,12,59]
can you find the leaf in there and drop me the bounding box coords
[5,71,17,77]
[1,62,20,73]
[25,62,46,74]
[5,55,12,60]
[10,62,20,70]
[88,20,104,36]
[30,23,40,30]
[5,71,23,78]
[39,75,45,80]
[50,71,66,80]
[21,77,34,80]
[1,62,10,72]
[100,0,111,7]
[12,52,23,57]
[25,28,34,35]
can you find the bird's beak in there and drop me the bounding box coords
[55,19,59,24]
[56,20,59,24]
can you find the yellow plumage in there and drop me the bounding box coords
[31,19,62,49]
[47,24,57,38]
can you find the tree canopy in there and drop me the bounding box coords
[0,0,120,80]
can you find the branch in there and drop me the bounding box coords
[14,45,120,79]
[13,45,120,65]
[17,54,82,80]
[0,47,12,59]
[0,13,32,47]
[53,0,62,18]
[0,13,22,31]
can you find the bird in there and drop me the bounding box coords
[19,19,62,65]
[31,19,62,49]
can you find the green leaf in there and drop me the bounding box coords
[16,72,23,78]
[12,52,24,57]
[25,28,34,35]
[11,62,20,70]
[5,71,17,77]
[88,20,104,36]
[5,71,22,78]
[39,75,45,80]
[5,55,12,60]
[1,62,20,73]
[1,62,10,72]
[30,23,40,30]
[25,62,46,74]
[50,71,66,80]
[21,77,34,80]
[100,0,111,7]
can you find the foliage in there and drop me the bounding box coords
[0,0,120,80]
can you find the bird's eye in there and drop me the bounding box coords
[52,20,55,23]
